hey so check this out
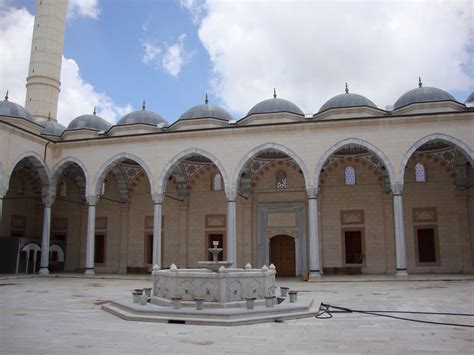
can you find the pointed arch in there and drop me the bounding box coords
[0,161,5,195]
[232,143,311,192]
[51,157,89,195]
[157,148,229,195]
[314,138,395,190]
[399,133,474,183]
[6,151,50,189]
[92,152,154,197]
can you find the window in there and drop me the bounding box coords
[345,166,356,185]
[276,170,287,189]
[212,173,222,191]
[415,162,426,182]
[59,181,67,197]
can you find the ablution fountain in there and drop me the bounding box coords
[102,241,319,325]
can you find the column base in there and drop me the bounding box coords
[84,268,95,276]
[38,267,49,276]
[307,270,322,281]
[396,269,408,276]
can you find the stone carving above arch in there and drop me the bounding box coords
[314,138,396,190]
[6,151,50,189]
[92,152,155,197]
[232,142,311,192]
[399,133,474,183]
[51,157,89,196]
[157,148,229,195]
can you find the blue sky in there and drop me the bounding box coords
[2,0,473,125]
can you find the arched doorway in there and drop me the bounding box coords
[270,235,296,276]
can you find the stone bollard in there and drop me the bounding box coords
[265,296,275,308]
[288,291,297,303]
[139,292,147,306]
[143,288,152,297]
[280,287,289,298]
[245,297,256,310]
[172,297,182,309]
[194,298,204,310]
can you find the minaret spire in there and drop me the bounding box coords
[25,0,68,122]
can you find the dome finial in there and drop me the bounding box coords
[345,82,349,94]
[4,90,9,101]
[273,88,277,99]
[93,106,97,115]
[418,76,423,88]
[205,93,209,104]
[142,100,146,110]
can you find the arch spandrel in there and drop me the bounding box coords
[231,142,312,192]
[399,133,474,184]
[156,147,229,195]
[92,152,155,197]
[314,138,396,190]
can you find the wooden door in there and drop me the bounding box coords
[344,231,362,264]
[270,235,296,276]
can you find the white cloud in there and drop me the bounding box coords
[0,3,130,126]
[180,0,205,24]
[190,0,473,115]
[142,40,161,64]
[162,34,188,77]
[68,0,100,19]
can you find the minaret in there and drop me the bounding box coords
[25,0,68,122]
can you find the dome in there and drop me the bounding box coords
[247,90,304,116]
[67,108,111,131]
[117,101,168,126]
[319,84,377,112]
[0,92,33,121]
[394,78,457,109]
[38,119,66,136]
[179,95,233,121]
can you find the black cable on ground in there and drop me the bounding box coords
[316,303,474,328]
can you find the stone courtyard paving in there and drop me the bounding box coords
[0,275,473,354]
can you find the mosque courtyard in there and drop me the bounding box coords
[0,275,472,354]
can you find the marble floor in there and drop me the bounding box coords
[0,275,473,354]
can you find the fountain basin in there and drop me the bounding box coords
[152,265,276,305]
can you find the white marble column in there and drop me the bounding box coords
[226,190,237,267]
[392,183,407,275]
[39,194,54,275]
[85,195,98,275]
[152,193,164,269]
[307,188,321,279]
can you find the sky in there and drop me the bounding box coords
[0,0,473,126]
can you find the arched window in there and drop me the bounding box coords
[276,170,287,189]
[415,162,426,182]
[345,166,356,185]
[100,180,107,195]
[212,173,222,191]
[59,181,67,197]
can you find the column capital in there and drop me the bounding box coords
[306,187,318,199]
[41,185,56,206]
[226,189,237,202]
[152,193,165,204]
[391,183,404,196]
[86,195,99,206]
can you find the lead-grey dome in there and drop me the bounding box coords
[117,102,168,126]
[38,119,66,136]
[319,85,377,112]
[180,97,233,121]
[394,79,457,109]
[247,91,304,116]
[68,110,111,131]
[0,92,33,121]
